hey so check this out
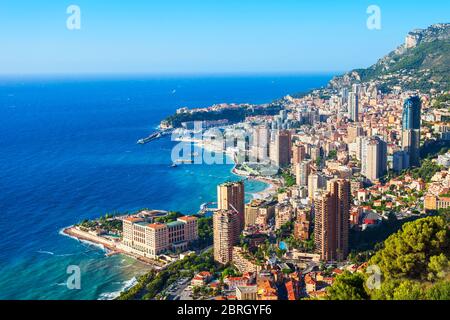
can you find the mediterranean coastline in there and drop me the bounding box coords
[0,74,332,300]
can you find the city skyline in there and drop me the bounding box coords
[0,0,448,303]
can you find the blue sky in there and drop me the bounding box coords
[0,0,448,75]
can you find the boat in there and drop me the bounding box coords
[175,159,194,164]
[170,163,178,168]
[137,129,172,145]
[137,132,161,144]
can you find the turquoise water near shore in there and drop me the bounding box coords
[0,74,332,299]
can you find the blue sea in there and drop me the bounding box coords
[0,74,332,299]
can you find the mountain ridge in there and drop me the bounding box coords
[328,23,450,93]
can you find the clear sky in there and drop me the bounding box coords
[0,0,448,75]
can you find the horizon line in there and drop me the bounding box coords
[0,70,344,79]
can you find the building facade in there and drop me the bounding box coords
[213,209,240,264]
[402,96,421,167]
[314,179,350,261]
[122,215,198,258]
[218,181,245,231]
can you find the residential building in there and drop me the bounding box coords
[218,181,245,231]
[213,209,240,264]
[361,136,387,182]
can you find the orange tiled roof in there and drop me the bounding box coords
[333,268,343,274]
[123,217,143,222]
[147,223,166,229]
[177,216,197,222]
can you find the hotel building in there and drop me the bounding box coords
[122,215,198,259]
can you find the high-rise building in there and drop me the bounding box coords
[402,96,421,167]
[296,160,312,186]
[314,179,350,262]
[327,179,350,261]
[352,84,361,96]
[292,142,306,165]
[270,130,291,168]
[274,202,294,230]
[308,172,326,199]
[347,123,364,143]
[348,92,359,122]
[244,199,273,228]
[402,96,421,130]
[294,212,310,241]
[340,87,349,106]
[213,209,240,264]
[309,146,321,163]
[251,124,270,163]
[361,136,387,182]
[393,150,410,173]
[314,191,335,262]
[217,181,245,231]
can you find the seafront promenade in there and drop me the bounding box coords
[62,226,166,268]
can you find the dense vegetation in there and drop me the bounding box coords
[349,213,418,253]
[194,215,214,248]
[431,93,450,110]
[281,171,296,188]
[78,213,123,233]
[401,159,443,182]
[164,105,283,128]
[117,250,223,300]
[327,215,450,300]
[154,211,183,223]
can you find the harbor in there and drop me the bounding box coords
[137,129,172,144]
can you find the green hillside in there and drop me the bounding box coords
[355,40,450,92]
[329,23,450,93]
[325,213,450,300]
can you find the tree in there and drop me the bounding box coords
[326,272,369,300]
[369,216,450,280]
[392,281,425,300]
[426,280,450,300]
[427,254,449,281]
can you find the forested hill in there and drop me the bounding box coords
[329,23,450,93]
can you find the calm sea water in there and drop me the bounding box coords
[0,74,332,299]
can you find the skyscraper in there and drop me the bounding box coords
[308,172,326,199]
[314,179,350,262]
[361,136,387,182]
[251,124,270,163]
[402,96,421,167]
[348,92,359,122]
[314,190,335,261]
[327,179,350,261]
[292,142,306,166]
[213,209,240,264]
[217,181,245,231]
[296,160,311,186]
[402,96,421,130]
[393,150,410,173]
[269,130,291,168]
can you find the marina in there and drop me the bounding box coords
[137,129,172,144]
